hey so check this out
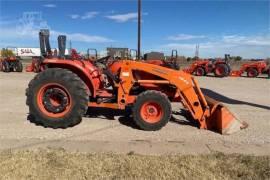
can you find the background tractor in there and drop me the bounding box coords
[144,50,180,70]
[0,48,23,73]
[230,60,269,78]
[183,56,231,77]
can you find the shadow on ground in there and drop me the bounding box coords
[85,107,198,130]
[85,107,200,130]
[26,88,269,132]
[170,109,199,128]
[201,88,270,110]
[86,107,140,130]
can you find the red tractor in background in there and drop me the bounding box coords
[230,60,269,78]
[0,47,23,73]
[144,50,180,70]
[183,55,231,77]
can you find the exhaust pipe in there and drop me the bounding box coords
[39,29,52,57]
[58,35,66,59]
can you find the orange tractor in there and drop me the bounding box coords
[144,50,180,70]
[26,31,247,135]
[183,57,231,77]
[230,60,270,78]
[0,48,23,72]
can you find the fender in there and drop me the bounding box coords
[42,58,101,97]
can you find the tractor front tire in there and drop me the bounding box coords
[133,90,172,131]
[26,68,89,128]
[14,61,23,72]
[247,68,258,78]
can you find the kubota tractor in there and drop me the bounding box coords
[230,60,269,78]
[183,56,231,77]
[144,50,180,70]
[26,32,247,135]
[0,48,23,73]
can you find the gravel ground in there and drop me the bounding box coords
[0,71,269,155]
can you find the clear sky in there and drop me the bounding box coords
[0,0,269,58]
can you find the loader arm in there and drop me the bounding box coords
[120,61,208,122]
[118,61,247,134]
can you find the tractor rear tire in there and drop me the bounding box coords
[2,61,10,72]
[195,67,205,76]
[26,68,89,128]
[14,61,23,72]
[133,90,172,131]
[247,68,258,78]
[214,64,230,77]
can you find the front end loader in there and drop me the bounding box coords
[26,0,247,134]
[26,53,247,134]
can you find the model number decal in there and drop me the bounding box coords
[179,77,189,85]
[152,68,168,75]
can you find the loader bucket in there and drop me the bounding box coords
[204,95,248,135]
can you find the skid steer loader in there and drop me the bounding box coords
[26,31,247,134]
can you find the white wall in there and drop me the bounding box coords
[15,48,69,57]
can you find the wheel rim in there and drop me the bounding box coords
[37,83,72,118]
[248,70,256,77]
[140,101,163,123]
[196,68,204,76]
[215,66,224,76]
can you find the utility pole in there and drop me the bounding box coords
[195,44,199,58]
[138,0,141,60]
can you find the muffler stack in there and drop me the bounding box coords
[58,35,66,59]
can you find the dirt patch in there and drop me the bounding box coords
[0,149,269,180]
